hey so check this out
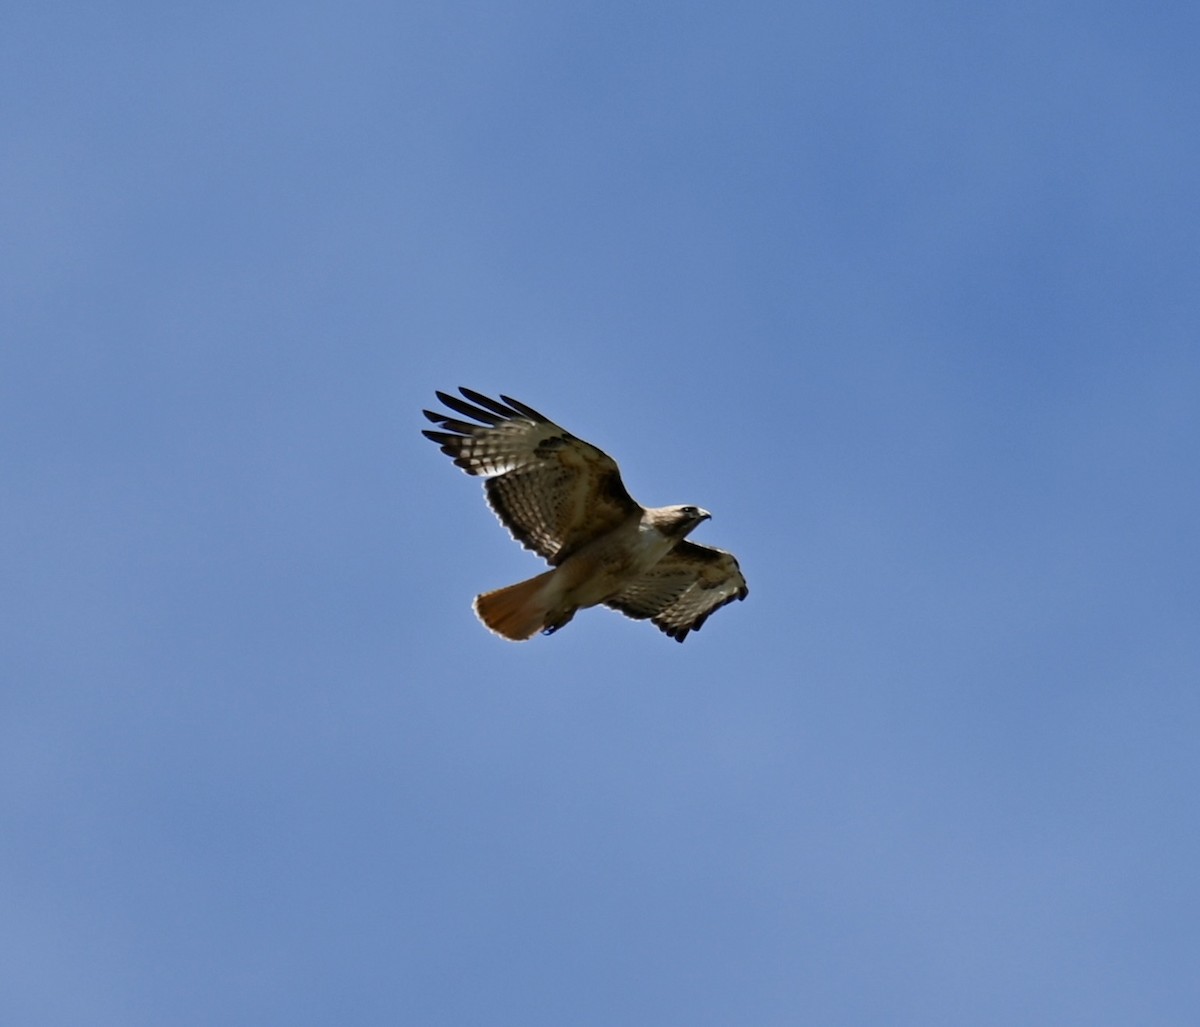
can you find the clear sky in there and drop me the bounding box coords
[4,2,1199,1024]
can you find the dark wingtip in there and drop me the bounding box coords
[458,388,520,418]
[498,394,550,422]
[427,391,506,427]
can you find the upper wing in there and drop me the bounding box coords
[422,387,642,564]
[604,540,748,642]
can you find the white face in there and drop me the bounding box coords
[671,506,711,536]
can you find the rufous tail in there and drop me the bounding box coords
[473,569,556,641]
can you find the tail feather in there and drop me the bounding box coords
[473,570,556,641]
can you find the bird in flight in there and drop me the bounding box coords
[422,388,747,642]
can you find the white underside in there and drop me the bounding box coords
[544,520,675,613]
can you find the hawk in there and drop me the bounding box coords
[422,388,748,642]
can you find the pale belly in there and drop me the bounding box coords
[554,524,675,609]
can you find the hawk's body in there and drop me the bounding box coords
[422,388,748,642]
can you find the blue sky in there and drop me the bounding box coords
[4,2,1199,1023]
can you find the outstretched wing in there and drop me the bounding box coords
[604,540,748,642]
[422,387,642,565]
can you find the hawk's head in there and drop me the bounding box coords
[656,504,712,539]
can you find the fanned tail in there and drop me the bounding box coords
[473,569,557,641]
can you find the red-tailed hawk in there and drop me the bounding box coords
[422,388,748,642]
